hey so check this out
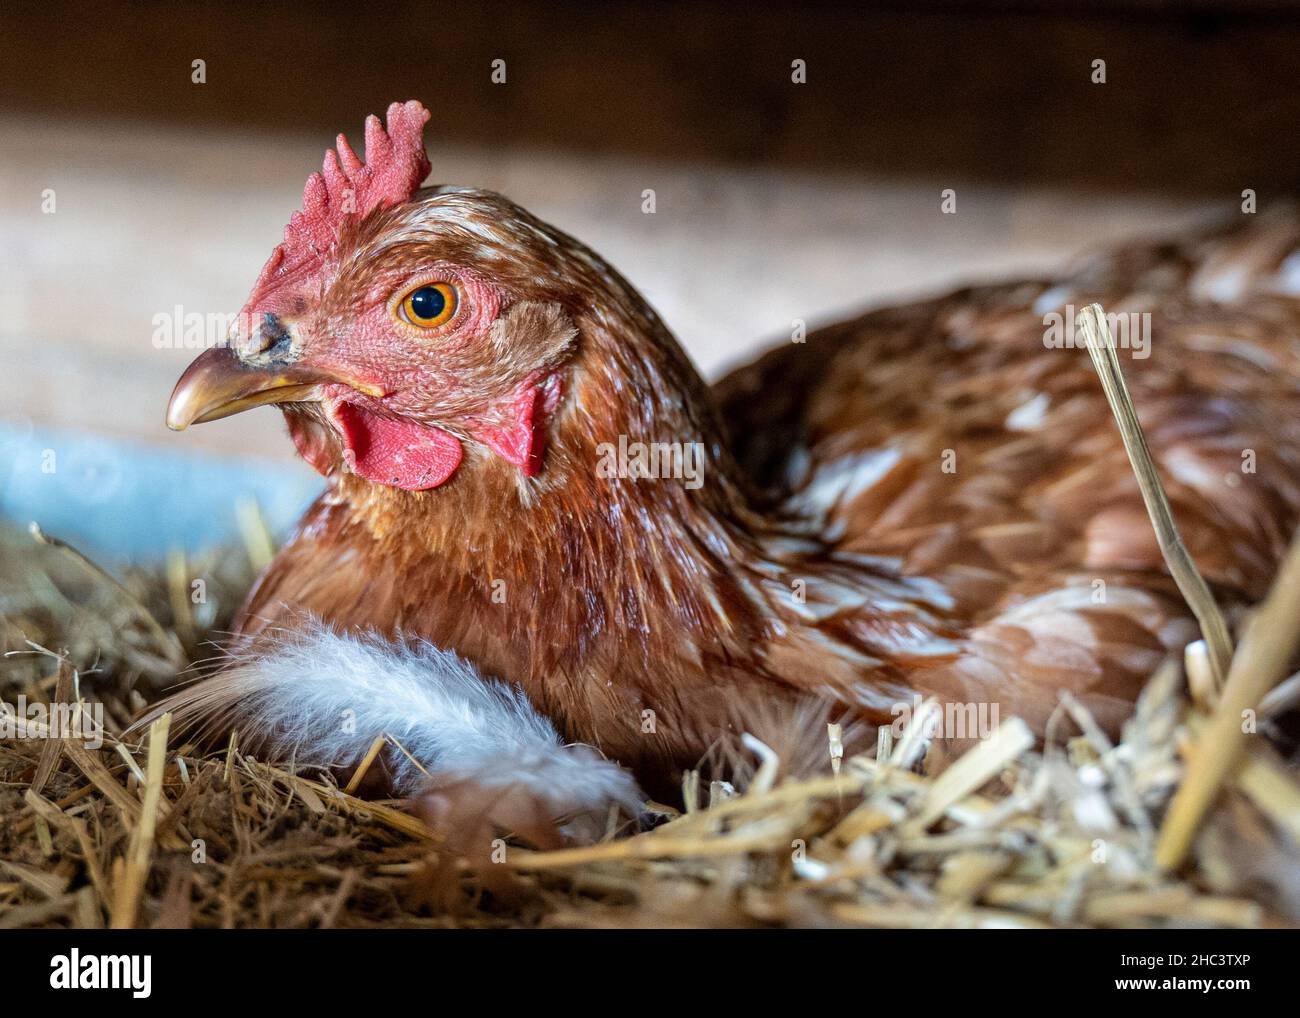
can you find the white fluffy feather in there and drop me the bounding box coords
[153,621,641,814]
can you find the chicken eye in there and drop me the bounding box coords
[399,282,458,328]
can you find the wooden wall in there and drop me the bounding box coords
[1,1,1296,461]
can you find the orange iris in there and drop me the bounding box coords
[399,282,458,328]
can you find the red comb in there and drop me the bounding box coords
[246,101,432,307]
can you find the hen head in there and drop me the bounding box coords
[167,101,609,492]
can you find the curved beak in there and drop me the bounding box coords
[165,347,335,430]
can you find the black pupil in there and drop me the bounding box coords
[410,286,446,321]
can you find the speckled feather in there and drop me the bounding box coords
[227,189,1300,799]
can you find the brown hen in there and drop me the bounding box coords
[160,102,1300,817]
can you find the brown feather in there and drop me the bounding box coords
[197,193,1300,801]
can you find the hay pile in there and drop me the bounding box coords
[2,516,1299,929]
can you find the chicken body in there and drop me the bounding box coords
[164,104,1300,806]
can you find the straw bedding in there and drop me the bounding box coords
[3,511,1298,929]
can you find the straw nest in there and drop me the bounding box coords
[2,307,1299,929]
[2,513,1297,929]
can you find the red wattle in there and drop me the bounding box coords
[331,403,463,491]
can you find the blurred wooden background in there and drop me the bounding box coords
[2,0,1299,463]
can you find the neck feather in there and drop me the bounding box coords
[336,293,781,680]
